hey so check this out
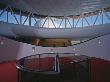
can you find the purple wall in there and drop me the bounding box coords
[0,34,110,62]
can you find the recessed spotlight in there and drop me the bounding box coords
[0,41,4,45]
[72,48,76,51]
[32,47,36,52]
[0,38,4,45]
[50,49,54,53]
[98,40,101,44]
[75,53,78,55]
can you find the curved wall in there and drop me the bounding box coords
[72,34,110,61]
[0,33,110,62]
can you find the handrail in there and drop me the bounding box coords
[16,53,61,74]
[16,53,90,73]
[16,54,91,82]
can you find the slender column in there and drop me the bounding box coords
[20,10,22,25]
[7,11,8,22]
[82,18,83,28]
[102,10,103,24]
[73,18,74,28]
[29,14,31,26]
[65,18,66,28]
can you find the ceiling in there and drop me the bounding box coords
[0,22,110,39]
[0,0,110,16]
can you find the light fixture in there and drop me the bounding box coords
[50,49,54,53]
[0,38,4,45]
[32,47,36,52]
[0,41,4,45]
[98,40,102,44]
[72,48,76,51]
[75,53,78,56]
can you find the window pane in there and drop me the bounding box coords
[22,16,29,26]
[103,12,110,24]
[66,18,73,28]
[0,11,7,22]
[15,14,20,24]
[31,17,36,27]
[8,12,18,24]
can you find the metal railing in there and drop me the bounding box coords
[16,53,91,82]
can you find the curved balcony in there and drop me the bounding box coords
[16,53,91,82]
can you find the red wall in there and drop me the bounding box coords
[91,57,110,82]
[0,61,17,82]
[0,57,110,82]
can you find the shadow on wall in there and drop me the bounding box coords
[0,36,20,62]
